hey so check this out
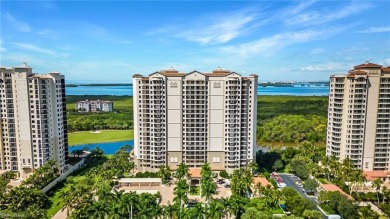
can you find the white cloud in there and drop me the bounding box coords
[37,29,60,39]
[4,12,31,32]
[219,27,343,57]
[152,8,262,45]
[357,26,390,33]
[310,48,325,55]
[300,62,350,72]
[12,42,69,57]
[285,2,372,26]
[12,43,56,55]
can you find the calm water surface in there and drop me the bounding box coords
[66,84,329,96]
[69,140,134,154]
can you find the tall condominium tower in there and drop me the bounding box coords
[0,63,68,179]
[132,68,258,173]
[327,62,390,171]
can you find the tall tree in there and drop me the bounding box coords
[373,178,383,203]
[201,163,217,203]
[176,163,189,179]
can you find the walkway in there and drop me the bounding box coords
[279,173,326,219]
[359,202,385,215]
[51,208,69,219]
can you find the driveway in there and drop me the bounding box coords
[279,173,327,219]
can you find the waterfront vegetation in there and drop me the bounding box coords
[68,129,133,145]
[66,95,133,132]
[66,95,328,147]
[257,96,328,147]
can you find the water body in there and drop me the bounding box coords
[66,84,329,96]
[69,140,134,154]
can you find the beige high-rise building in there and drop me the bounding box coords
[132,68,258,173]
[327,62,390,171]
[0,63,68,179]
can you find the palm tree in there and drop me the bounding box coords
[253,182,263,198]
[201,163,217,203]
[373,178,383,203]
[162,202,177,219]
[173,178,189,216]
[228,194,247,219]
[206,200,224,219]
[247,161,258,174]
[158,165,172,184]
[382,186,389,203]
[120,191,138,219]
[90,200,110,218]
[176,163,189,179]
[91,147,104,158]
[191,202,205,219]
[220,197,231,219]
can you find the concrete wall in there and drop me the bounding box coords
[41,159,85,193]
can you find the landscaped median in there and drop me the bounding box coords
[68,129,134,146]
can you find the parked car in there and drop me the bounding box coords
[217,179,225,184]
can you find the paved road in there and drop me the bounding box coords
[279,173,327,219]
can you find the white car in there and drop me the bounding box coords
[277,182,287,188]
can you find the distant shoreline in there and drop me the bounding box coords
[66,82,329,88]
[66,83,133,87]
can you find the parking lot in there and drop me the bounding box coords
[276,173,326,219]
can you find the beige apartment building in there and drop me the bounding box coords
[327,62,390,171]
[75,99,113,112]
[0,63,68,179]
[133,68,258,173]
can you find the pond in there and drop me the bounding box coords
[69,140,134,154]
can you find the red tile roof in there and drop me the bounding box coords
[363,171,389,181]
[188,168,202,178]
[253,177,272,187]
[320,184,354,200]
[354,62,382,69]
[382,67,390,72]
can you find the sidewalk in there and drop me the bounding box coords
[359,202,385,215]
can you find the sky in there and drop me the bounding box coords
[1,0,390,83]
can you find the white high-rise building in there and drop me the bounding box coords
[132,68,258,173]
[0,63,68,179]
[327,62,390,171]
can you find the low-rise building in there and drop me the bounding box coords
[75,100,113,112]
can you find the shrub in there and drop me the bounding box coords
[219,170,229,179]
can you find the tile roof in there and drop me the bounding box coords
[382,67,390,72]
[320,184,354,200]
[252,177,272,187]
[188,168,202,178]
[354,62,383,69]
[363,171,389,181]
[160,72,187,77]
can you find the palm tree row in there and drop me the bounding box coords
[320,156,366,195]
[21,159,58,189]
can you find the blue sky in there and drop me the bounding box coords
[1,0,390,82]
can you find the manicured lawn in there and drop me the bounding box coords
[68,129,134,145]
